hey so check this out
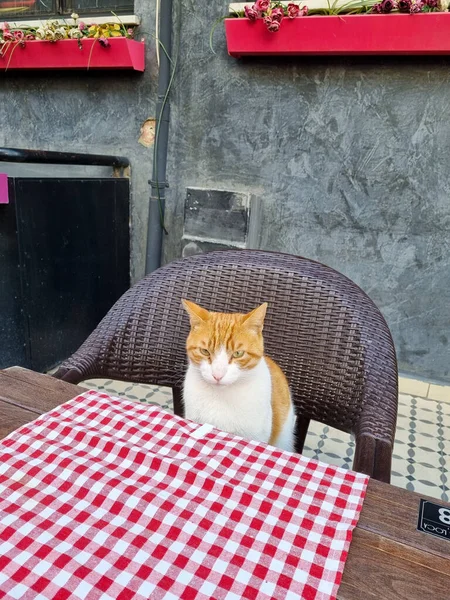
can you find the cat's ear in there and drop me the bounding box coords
[242,303,268,332]
[182,299,209,328]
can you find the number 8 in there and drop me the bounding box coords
[438,508,450,524]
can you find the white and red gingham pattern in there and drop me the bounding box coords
[0,391,368,600]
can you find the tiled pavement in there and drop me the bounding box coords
[78,376,449,502]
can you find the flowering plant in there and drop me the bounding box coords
[0,12,136,56]
[240,2,309,32]
[371,0,439,11]
[234,0,444,29]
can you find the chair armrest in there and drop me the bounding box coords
[52,341,101,384]
[353,375,398,482]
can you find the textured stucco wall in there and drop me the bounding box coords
[0,0,157,283]
[163,1,450,382]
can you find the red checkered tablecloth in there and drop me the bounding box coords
[0,391,368,600]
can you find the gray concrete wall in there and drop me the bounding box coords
[0,0,157,283]
[163,1,450,383]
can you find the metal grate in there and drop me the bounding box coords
[0,0,133,18]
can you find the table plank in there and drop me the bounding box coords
[0,399,41,439]
[3,366,85,396]
[0,368,83,416]
[360,480,450,560]
[338,534,450,600]
[350,527,450,576]
[338,582,378,599]
[369,477,448,512]
[340,480,450,598]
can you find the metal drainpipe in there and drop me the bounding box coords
[145,0,173,274]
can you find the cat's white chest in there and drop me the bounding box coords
[183,358,273,444]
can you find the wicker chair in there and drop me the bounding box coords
[54,250,398,482]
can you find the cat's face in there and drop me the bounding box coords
[182,300,267,386]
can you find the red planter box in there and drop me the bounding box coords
[0,38,145,71]
[225,13,450,57]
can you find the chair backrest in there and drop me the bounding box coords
[63,250,397,433]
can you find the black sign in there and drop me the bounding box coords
[417,499,450,540]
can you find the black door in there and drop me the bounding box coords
[0,177,130,372]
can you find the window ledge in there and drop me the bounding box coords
[3,14,141,28]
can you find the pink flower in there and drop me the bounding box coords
[301,6,309,14]
[287,3,300,17]
[397,0,411,10]
[25,34,35,40]
[271,7,284,22]
[78,21,87,30]
[255,0,270,11]
[3,30,14,41]
[381,0,396,11]
[264,15,281,31]
[98,36,110,47]
[244,4,260,20]
[14,30,24,41]
[410,0,423,10]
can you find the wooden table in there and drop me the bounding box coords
[1,367,449,600]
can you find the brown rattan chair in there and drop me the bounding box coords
[54,250,398,482]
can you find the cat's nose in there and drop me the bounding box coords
[213,373,223,382]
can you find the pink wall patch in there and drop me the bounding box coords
[0,174,8,204]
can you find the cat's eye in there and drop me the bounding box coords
[200,348,210,357]
[232,350,244,358]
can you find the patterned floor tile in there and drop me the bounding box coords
[80,379,173,412]
[440,399,450,417]
[79,380,449,502]
[303,423,355,471]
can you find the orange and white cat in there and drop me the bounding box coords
[182,300,296,452]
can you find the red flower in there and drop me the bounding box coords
[271,7,284,22]
[301,6,309,15]
[25,34,35,40]
[244,4,260,20]
[264,15,281,31]
[255,0,270,11]
[287,3,300,17]
[3,30,14,41]
[14,30,24,41]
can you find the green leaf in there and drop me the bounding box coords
[209,15,226,55]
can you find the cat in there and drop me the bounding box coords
[182,299,296,452]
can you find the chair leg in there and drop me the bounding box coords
[295,417,310,454]
[172,386,184,417]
